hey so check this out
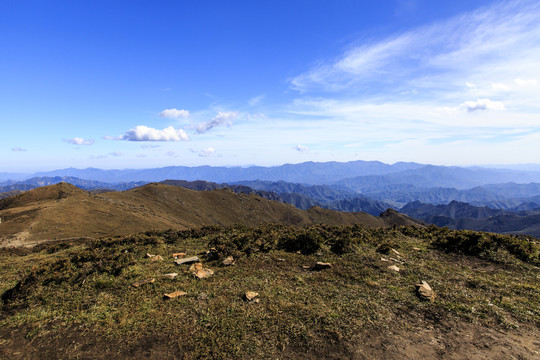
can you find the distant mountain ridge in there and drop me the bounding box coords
[0,176,148,194]
[399,200,540,237]
[27,161,425,184]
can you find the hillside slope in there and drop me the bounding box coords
[0,183,416,247]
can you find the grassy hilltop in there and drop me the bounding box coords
[1,224,538,359]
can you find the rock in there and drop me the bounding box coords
[222,256,235,266]
[204,248,219,260]
[412,247,421,251]
[389,257,404,264]
[175,256,199,265]
[244,291,259,301]
[387,265,400,272]
[189,263,203,272]
[131,278,155,288]
[381,257,388,262]
[151,255,164,262]
[391,248,401,256]
[302,265,311,269]
[164,290,187,299]
[162,273,178,279]
[193,268,214,279]
[172,252,186,259]
[146,253,156,258]
[416,281,436,302]
[313,262,332,270]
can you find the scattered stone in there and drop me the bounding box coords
[313,262,332,270]
[193,268,214,279]
[389,257,404,264]
[175,256,199,265]
[416,281,436,302]
[244,291,259,302]
[302,265,311,269]
[151,255,164,262]
[381,257,389,262]
[172,252,186,259]
[146,253,156,258]
[222,256,235,266]
[162,273,178,279]
[204,248,219,260]
[189,262,203,272]
[387,265,400,272]
[131,278,155,288]
[391,248,401,256]
[412,247,421,251]
[164,290,187,299]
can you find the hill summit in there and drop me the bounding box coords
[0,183,419,247]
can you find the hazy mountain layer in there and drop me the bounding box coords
[400,200,540,237]
[24,160,425,184]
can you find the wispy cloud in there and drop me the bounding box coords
[295,144,309,152]
[63,137,95,145]
[460,99,505,112]
[91,151,124,159]
[159,108,190,119]
[199,147,216,157]
[290,0,540,96]
[11,147,26,152]
[112,125,190,141]
[196,112,237,134]
[280,0,540,165]
[248,95,265,106]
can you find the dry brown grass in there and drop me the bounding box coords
[0,183,417,247]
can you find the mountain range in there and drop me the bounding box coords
[2,160,540,238]
[0,182,423,247]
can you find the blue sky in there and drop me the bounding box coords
[2,0,539,172]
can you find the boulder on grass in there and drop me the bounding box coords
[131,278,155,288]
[415,281,436,302]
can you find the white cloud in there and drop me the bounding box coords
[460,99,505,112]
[199,147,216,157]
[514,78,538,87]
[248,95,265,106]
[90,151,124,160]
[159,108,190,118]
[64,137,95,145]
[196,112,237,134]
[295,144,309,152]
[491,83,509,91]
[11,147,26,152]
[117,125,190,141]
